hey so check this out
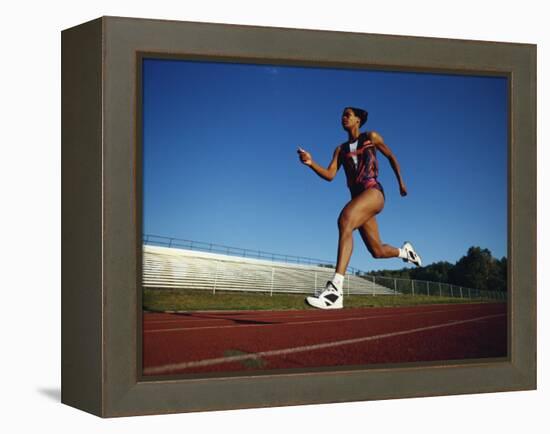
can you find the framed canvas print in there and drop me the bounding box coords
[61,16,536,417]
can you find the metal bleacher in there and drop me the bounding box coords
[143,245,396,295]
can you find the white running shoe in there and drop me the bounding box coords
[402,241,422,266]
[305,281,343,310]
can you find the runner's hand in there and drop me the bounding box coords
[297,147,313,166]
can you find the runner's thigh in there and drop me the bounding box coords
[339,188,384,230]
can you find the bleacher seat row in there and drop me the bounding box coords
[143,245,396,295]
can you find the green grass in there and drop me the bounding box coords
[143,288,500,312]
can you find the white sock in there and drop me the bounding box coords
[398,247,408,259]
[331,273,345,291]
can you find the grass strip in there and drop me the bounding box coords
[143,288,501,312]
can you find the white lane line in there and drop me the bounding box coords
[144,307,502,333]
[143,313,505,375]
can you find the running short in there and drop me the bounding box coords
[349,178,385,199]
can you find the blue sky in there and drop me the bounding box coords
[142,58,507,272]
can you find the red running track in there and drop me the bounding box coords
[142,302,507,376]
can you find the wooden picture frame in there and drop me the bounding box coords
[61,16,536,417]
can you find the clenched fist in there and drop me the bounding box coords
[297,147,313,166]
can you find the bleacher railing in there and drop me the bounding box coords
[143,233,362,274]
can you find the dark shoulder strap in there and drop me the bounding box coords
[338,141,349,164]
[359,132,371,147]
[340,141,349,153]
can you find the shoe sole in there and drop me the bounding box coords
[305,296,343,310]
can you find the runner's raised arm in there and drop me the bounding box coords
[297,146,341,182]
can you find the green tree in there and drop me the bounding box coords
[410,261,453,282]
[449,247,493,291]
[487,256,507,293]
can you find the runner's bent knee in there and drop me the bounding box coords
[337,211,353,234]
[338,207,362,234]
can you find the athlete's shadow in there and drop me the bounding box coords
[174,311,278,325]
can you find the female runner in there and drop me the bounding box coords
[298,107,421,309]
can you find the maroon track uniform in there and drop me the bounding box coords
[339,132,385,199]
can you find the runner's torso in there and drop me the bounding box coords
[339,132,379,190]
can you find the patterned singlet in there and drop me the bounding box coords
[339,132,385,199]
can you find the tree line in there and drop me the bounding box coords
[367,246,507,293]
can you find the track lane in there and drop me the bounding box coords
[142,303,507,376]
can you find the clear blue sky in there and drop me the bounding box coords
[142,58,507,272]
